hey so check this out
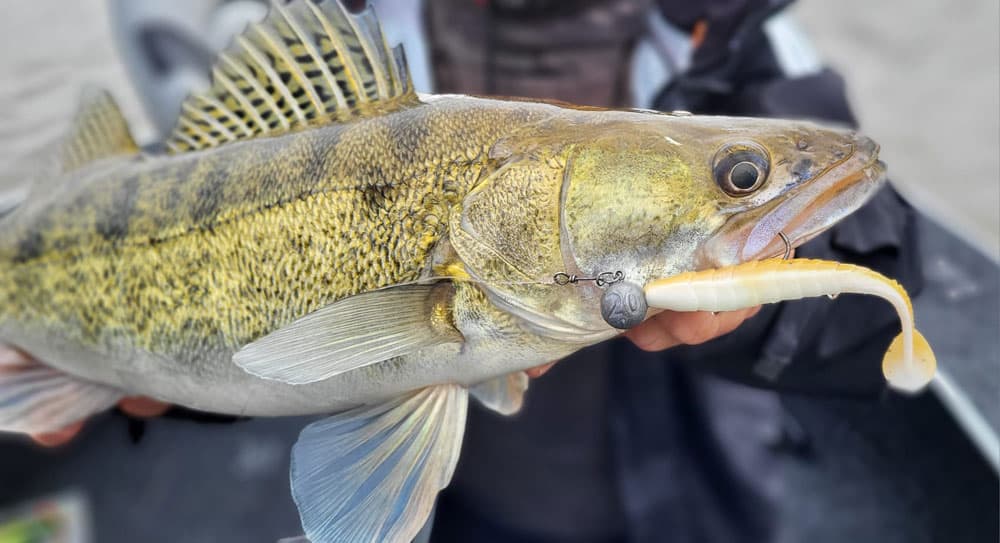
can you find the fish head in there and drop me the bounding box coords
[453,108,884,337]
[560,112,886,281]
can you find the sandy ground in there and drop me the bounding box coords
[0,1,996,252]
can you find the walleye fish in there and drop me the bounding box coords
[0,1,932,541]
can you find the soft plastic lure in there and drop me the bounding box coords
[644,258,936,393]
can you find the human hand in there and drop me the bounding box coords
[622,307,762,352]
[525,307,762,378]
[31,396,170,447]
[0,346,171,447]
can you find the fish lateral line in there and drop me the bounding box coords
[643,258,937,393]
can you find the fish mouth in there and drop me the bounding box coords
[698,135,887,267]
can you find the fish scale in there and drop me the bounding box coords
[0,99,548,362]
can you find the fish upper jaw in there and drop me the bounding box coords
[696,135,887,268]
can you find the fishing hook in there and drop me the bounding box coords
[778,231,792,260]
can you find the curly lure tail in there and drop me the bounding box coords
[644,258,936,393]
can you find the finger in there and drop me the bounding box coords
[712,308,754,338]
[32,420,84,447]
[525,362,557,379]
[668,310,723,346]
[624,312,682,352]
[677,305,766,344]
[0,346,35,371]
[626,306,763,352]
[118,397,170,418]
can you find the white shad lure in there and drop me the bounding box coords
[644,258,937,393]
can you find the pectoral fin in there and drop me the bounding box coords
[234,284,462,385]
[291,385,468,543]
[470,371,529,415]
[0,347,122,434]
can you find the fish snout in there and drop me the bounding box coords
[848,134,886,182]
[852,134,880,161]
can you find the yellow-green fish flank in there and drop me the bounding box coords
[0,98,548,363]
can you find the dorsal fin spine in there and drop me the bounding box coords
[167,128,199,154]
[247,23,313,122]
[177,115,220,148]
[305,0,367,103]
[270,3,333,115]
[187,100,237,140]
[275,2,347,111]
[237,34,303,125]
[212,66,270,135]
[348,7,390,98]
[197,94,252,137]
[366,6,406,97]
[368,7,409,96]
[369,10,403,96]
[386,41,405,96]
[392,44,414,94]
[221,51,289,130]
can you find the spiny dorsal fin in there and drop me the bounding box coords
[166,0,416,154]
[59,88,139,172]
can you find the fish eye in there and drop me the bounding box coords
[729,161,760,190]
[713,142,770,196]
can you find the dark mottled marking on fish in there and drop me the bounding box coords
[191,168,227,224]
[95,176,139,241]
[13,230,44,263]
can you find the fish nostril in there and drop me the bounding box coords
[855,135,879,157]
[791,158,813,182]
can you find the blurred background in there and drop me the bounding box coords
[0,1,997,542]
[794,1,1000,256]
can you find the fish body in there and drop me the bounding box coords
[0,92,882,415]
[0,95,564,415]
[0,92,882,416]
[0,2,907,541]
